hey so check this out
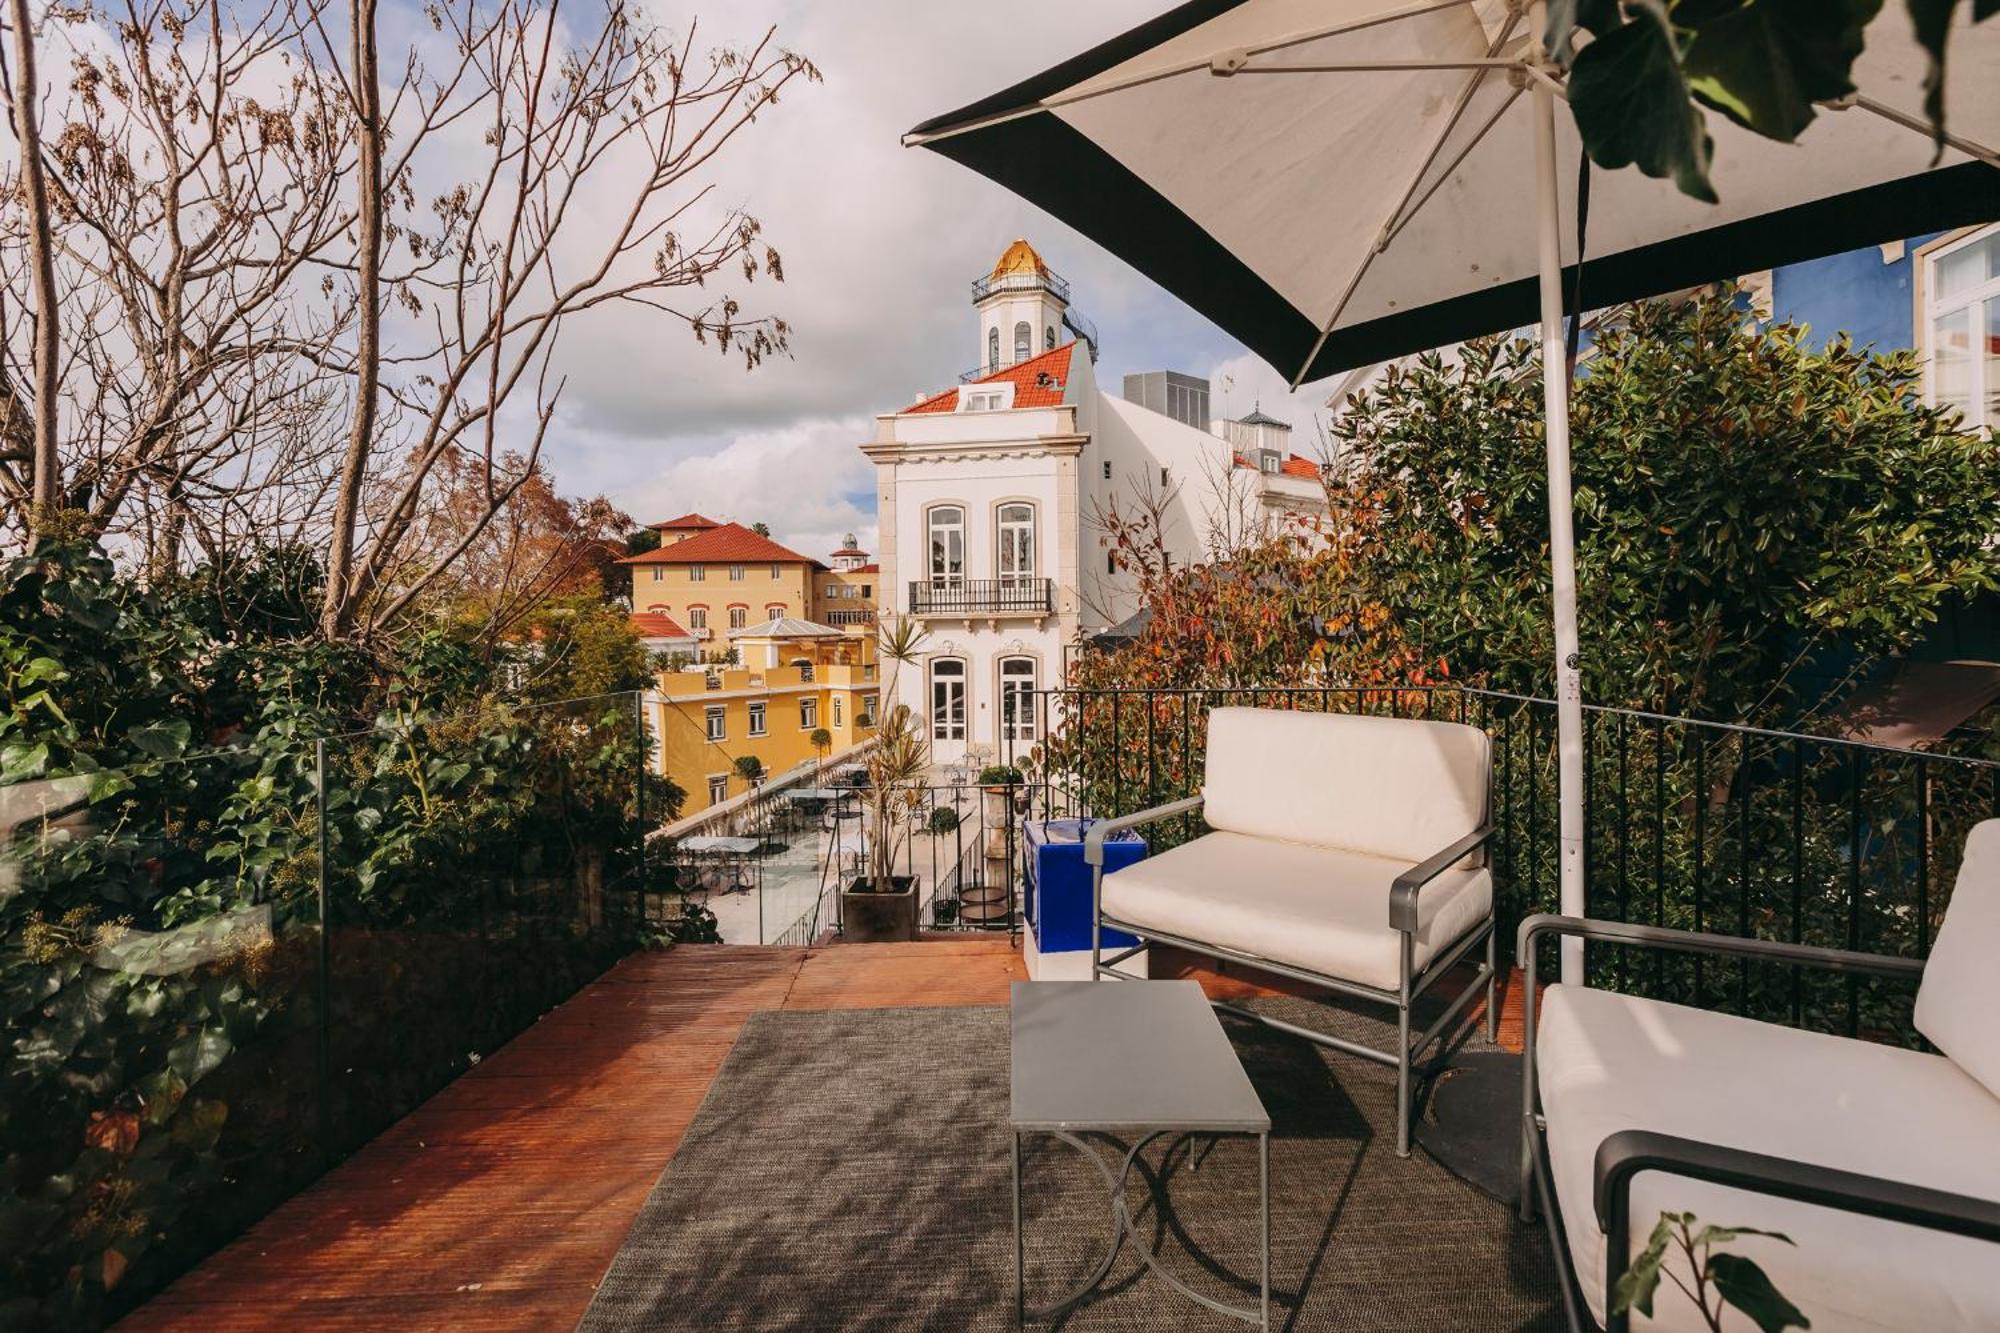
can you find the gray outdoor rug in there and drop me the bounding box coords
[578,996,1561,1332]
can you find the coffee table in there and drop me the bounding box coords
[1009,980,1271,1329]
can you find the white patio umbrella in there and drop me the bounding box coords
[906,1,2000,983]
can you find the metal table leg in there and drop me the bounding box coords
[1260,1131,1270,1333]
[1015,1129,1268,1327]
[1012,1131,1024,1330]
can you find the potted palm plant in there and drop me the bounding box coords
[840,618,929,942]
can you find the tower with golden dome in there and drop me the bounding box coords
[972,238,1073,374]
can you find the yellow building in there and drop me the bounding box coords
[651,621,879,814]
[620,516,827,655]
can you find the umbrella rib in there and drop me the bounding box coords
[1845,94,2000,170]
[1290,9,1525,388]
[901,0,1478,147]
[1381,85,1526,251]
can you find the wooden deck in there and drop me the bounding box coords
[121,938,1523,1331]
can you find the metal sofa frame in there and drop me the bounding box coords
[1516,914,2000,1333]
[1083,795,1497,1157]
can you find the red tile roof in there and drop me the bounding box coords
[1233,452,1323,479]
[905,343,1077,415]
[617,522,820,567]
[629,612,691,639]
[851,563,879,574]
[648,512,720,532]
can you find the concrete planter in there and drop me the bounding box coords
[841,875,920,943]
[981,785,1022,858]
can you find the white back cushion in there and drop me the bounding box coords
[1201,708,1489,862]
[1916,817,2000,1100]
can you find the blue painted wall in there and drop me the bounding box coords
[1766,231,1947,352]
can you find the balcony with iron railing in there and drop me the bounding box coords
[97,678,2000,1333]
[907,576,1053,616]
[970,266,1071,304]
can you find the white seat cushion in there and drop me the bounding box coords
[1915,817,2000,1100]
[1100,831,1491,991]
[1538,983,2000,1331]
[1202,707,1489,862]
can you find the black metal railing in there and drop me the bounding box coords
[908,577,1053,616]
[971,267,1071,303]
[1006,684,2000,1047]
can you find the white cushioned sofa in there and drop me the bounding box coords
[1520,819,2000,1332]
[1083,707,1497,1155]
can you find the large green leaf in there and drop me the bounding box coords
[1568,2,1720,203]
[1544,0,1622,60]
[1683,0,1882,140]
[1708,1252,1812,1332]
[1908,0,2000,144]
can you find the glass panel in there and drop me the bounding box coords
[928,508,964,584]
[998,504,1034,582]
[930,662,966,740]
[1936,231,1999,299]
[1934,306,1973,420]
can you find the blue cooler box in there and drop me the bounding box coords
[1023,819,1148,980]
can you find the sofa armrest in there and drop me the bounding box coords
[1517,914,1928,982]
[1593,1129,2000,1333]
[1081,795,1204,867]
[1389,823,1494,932]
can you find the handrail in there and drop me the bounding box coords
[1033,683,2000,770]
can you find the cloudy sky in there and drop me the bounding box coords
[539,0,1335,562]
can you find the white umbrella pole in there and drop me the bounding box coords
[1531,70,1587,986]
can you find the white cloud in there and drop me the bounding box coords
[615,415,880,563]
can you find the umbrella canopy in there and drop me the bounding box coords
[907,0,2000,983]
[907,0,2000,386]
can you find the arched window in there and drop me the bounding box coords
[728,605,747,629]
[1045,325,1056,351]
[930,658,967,741]
[996,502,1035,587]
[927,505,965,586]
[999,657,1037,741]
[1013,321,1031,362]
[987,326,999,371]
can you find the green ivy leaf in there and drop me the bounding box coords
[1708,1252,1813,1332]
[1,740,50,784]
[127,718,192,758]
[1568,2,1720,203]
[1682,0,1881,141]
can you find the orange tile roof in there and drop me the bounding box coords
[1233,452,1322,479]
[648,512,720,532]
[629,611,691,639]
[905,343,1077,415]
[617,522,821,567]
[851,563,879,574]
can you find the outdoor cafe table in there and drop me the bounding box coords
[1009,980,1270,1329]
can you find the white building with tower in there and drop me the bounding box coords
[860,239,1331,765]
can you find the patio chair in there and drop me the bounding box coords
[1519,819,2000,1333]
[1083,706,1496,1156]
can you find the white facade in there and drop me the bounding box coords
[863,241,1329,764]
